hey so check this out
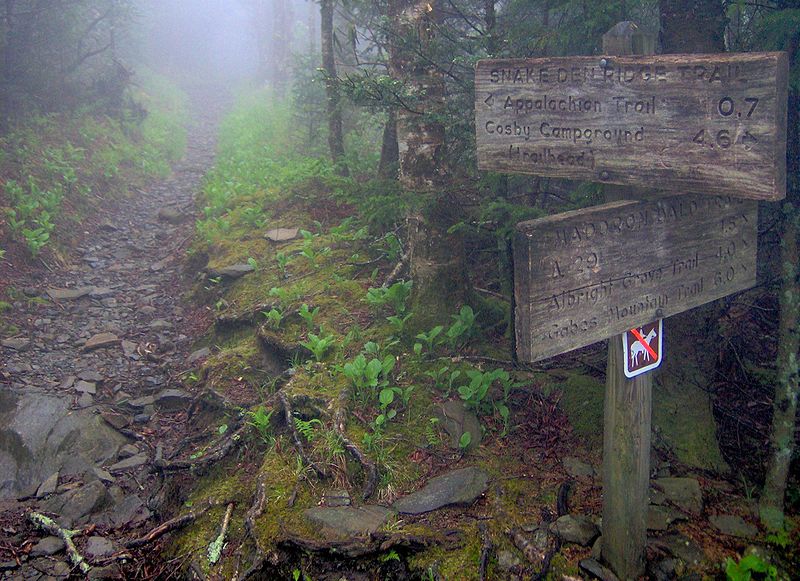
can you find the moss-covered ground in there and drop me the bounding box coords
[168,90,800,579]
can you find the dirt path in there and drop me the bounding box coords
[0,88,228,579]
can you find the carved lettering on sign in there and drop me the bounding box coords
[476,53,788,201]
[514,193,758,363]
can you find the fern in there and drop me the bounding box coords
[294,417,323,442]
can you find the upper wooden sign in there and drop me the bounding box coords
[514,193,758,363]
[476,53,788,201]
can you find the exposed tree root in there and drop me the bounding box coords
[208,502,235,566]
[278,390,327,479]
[334,388,379,500]
[507,526,560,581]
[27,512,90,574]
[276,530,458,560]
[154,423,247,473]
[478,522,492,581]
[125,500,225,549]
[235,468,270,579]
[382,252,409,288]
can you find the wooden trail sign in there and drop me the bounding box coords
[475,52,788,201]
[514,193,757,363]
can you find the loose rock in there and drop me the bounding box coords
[84,333,120,351]
[550,514,600,546]
[709,514,758,538]
[303,506,393,538]
[393,466,489,515]
[207,263,255,279]
[653,477,703,514]
[30,536,65,557]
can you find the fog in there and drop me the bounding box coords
[133,0,315,86]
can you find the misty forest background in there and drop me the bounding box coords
[0,0,799,578]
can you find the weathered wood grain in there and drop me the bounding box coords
[476,52,788,201]
[514,193,758,362]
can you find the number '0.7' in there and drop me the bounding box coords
[717,96,759,118]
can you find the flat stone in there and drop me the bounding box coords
[437,400,482,451]
[321,489,352,507]
[647,504,687,531]
[579,558,620,581]
[149,319,173,330]
[304,506,392,538]
[75,381,97,395]
[118,444,139,459]
[36,472,59,498]
[157,207,184,224]
[497,549,521,571]
[651,533,705,566]
[550,514,600,546]
[101,412,129,431]
[43,480,109,525]
[30,536,65,557]
[154,388,192,411]
[0,560,18,571]
[393,466,489,515]
[709,514,758,538]
[653,477,703,514]
[0,390,126,500]
[83,333,120,351]
[265,227,300,242]
[1,338,30,351]
[31,557,71,578]
[78,370,104,382]
[47,287,93,300]
[139,305,157,316]
[108,453,148,473]
[78,392,94,407]
[60,376,76,389]
[563,456,596,478]
[89,287,115,299]
[121,340,138,358]
[126,395,155,410]
[187,347,211,364]
[208,263,255,279]
[85,536,116,560]
[110,494,149,527]
[92,467,115,483]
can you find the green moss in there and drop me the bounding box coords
[552,371,605,448]
[409,522,483,580]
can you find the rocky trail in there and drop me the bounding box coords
[0,89,228,579]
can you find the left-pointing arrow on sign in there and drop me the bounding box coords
[484,93,494,107]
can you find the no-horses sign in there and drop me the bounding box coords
[623,319,663,378]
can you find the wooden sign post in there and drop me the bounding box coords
[475,20,788,580]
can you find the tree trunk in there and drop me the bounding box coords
[320,0,348,176]
[388,0,468,328]
[483,0,497,56]
[378,108,398,179]
[760,72,799,529]
[659,0,726,53]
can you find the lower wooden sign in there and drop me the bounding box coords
[514,193,757,363]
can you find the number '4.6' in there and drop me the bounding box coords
[692,128,758,149]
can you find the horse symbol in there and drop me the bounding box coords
[630,328,657,367]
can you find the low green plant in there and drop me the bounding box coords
[365,280,412,315]
[262,308,283,329]
[414,325,444,357]
[459,431,472,452]
[300,332,335,362]
[298,303,320,330]
[247,406,275,446]
[446,305,478,348]
[387,313,412,337]
[276,252,290,278]
[343,353,395,403]
[294,417,323,442]
[459,368,510,413]
[247,256,258,271]
[724,553,777,581]
[425,418,441,447]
